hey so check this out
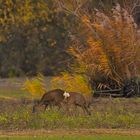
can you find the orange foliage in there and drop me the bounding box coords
[69,4,140,88]
[51,72,92,96]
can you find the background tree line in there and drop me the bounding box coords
[0,0,139,89]
[0,0,71,77]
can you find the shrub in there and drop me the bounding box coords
[51,72,92,96]
[69,4,140,89]
[22,73,47,97]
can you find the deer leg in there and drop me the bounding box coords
[81,105,91,116]
[73,105,78,116]
[32,104,37,113]
[57,103,62,110]
[66,104,70,115]
[84,106,91,116]
[44,104,49,111]
[32,101,43,113]
[65,102,71,116]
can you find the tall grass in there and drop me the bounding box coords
[0,99,139,130]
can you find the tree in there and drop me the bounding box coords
[55,1,140,90]
[0,0,71,77]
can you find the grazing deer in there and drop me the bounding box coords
[32,89,91,115]
[32,89,64,113]
[64,92,91,115]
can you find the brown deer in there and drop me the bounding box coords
[32,89,64,113]
[63,91,91,115]
[32,89,91,115]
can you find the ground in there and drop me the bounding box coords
[0,129,140,140]
[0,78,140,139]
[0,129,140,136]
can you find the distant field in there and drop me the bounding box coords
[0,77,52,99]
[0,78,28,99]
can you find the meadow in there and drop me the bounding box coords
[0,78,140,139]
[0,97,140,130]
[0,135,140,140]
[0,129,140,140]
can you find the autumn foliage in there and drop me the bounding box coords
[69,4,140,89]
[51,72,92,96]
[22,72,92,97]
[22,73,47,97]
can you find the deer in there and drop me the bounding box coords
[32,89,91,115]
[32,89,64,113]
[63,91,91,115]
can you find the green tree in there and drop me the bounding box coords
[0,0,71,77]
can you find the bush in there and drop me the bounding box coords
[22,73,47,97]
[51,72,92,96]
[69,4,140,89]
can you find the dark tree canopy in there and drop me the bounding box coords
[0,0,139,78]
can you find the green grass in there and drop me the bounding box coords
[0,77,52,99]
[0,135,140,140]
[0,105,140,130]
[0,88,29,99]
[0,78,29,99]
[0,78,140,130]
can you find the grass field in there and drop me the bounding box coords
[0,78,140,130]
[0,129,140,140]
[0,97,140,130]
[0,78,140,139]
[0,77,51,99]
[0,135,140,140]
[0,78,28,99]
